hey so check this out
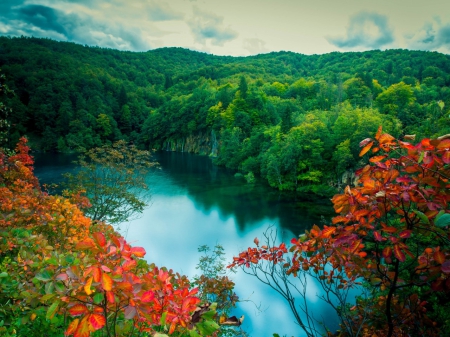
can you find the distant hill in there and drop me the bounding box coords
[1,36,449,194]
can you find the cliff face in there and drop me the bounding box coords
[162,130,218,157]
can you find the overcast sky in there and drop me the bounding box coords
[1,0,450,56]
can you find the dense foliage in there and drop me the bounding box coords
[230,128,450,336]
[0,139,239,337]
[1,37,450,195]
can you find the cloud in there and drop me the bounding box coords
[327,11,394,49]
[406,18,450,51]
[243,38,268,55]
[17,5,68,36]
[0,1,161,51]
[188,6,238,46]
[147,1,183,21]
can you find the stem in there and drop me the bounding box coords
[386,259,399,337]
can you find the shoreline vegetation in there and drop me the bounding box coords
[1,36,449,196]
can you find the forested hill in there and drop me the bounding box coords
[1,36,450,195]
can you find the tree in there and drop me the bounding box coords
[230,127,450,336]
[64,140,155,224]
[0,138,221,337]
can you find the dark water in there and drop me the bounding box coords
[34,151,336,337]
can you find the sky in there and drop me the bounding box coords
[1,0,450,56]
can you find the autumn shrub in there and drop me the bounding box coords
[0,138,220,337]
[230,127,450,336]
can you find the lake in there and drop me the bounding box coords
[34,151,336,337]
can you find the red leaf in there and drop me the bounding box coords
[443,151,450,164]
[253,237,259,246]
[359,141,374,157]
[65,318,79,336]
[373,231,383,242]
[101,273,113,291]
[68,304,89,317]
[92,232,106,248]
[141,290,155,303]
[89,313,106,331]
[130,246,146,257]
[441,261,450,273]
[394,244,406,262]
[399,230,412,239]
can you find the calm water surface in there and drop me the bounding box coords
[34,151,336,337]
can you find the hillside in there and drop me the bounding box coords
[1,36,450,195]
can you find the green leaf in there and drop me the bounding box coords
[41,293,56,302]
[35,270,53,282]
[46,300,60,320]
[196,320,220,336]
[45,281,55,294]
[46,257,58,266]
[160,311,167,326]
[93,293,104,304]
[54,281,65,293]
[0,272,8,278]
[418,151,424,163]
[413,210,429,224]
[189,329,202,337]
[20,291,31,298]
[201,310,216,320]
[435,213,450,228]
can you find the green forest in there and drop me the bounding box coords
[1,36,450,195]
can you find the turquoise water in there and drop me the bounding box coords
[34,151,336,337]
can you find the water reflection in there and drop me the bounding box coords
[34,151,337,337]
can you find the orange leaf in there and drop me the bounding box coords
[88,313,106,331]
[169,321,177,335]
[93,267,101,283]
[122,259,137,271]
[84,277,93,296]
[65,318,79,336]
[68,304,89,317]
[378,133,395,145]
[434,251,445,264]
[130,246,146,257]
[383,246,392,258]
[359,141,373,157]
[74,316,90,337]
[369,155,387,163]
[375,126,383,140]
[76,238,96,250]
[437,139,450,150]
[394,244,406,262]
[106,291,115,304]
[101,273,113,291]
[321,226,336,238]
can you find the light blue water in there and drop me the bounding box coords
[34,151,336,337]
